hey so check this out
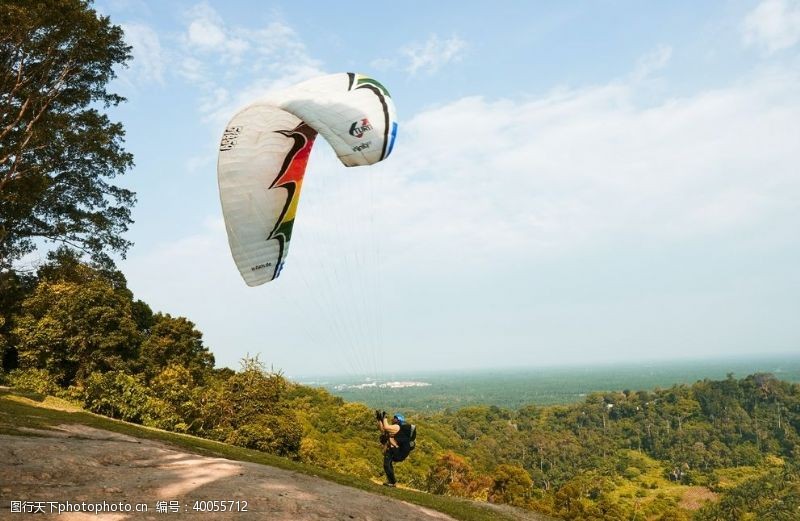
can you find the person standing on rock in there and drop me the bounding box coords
[376,410,416,487]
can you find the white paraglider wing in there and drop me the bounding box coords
[217,73,397,286]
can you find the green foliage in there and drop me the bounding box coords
[694,465,800,520]
[5,367,60,395]
[426,451,491,499]
[657,509,691,521]
[139,313,214,381]
[552,471,618,520]
[131,299,155,333]
[36,247,131,291]
[13,275,140,386]
[225,414,303,456]
[488,463,534,507]
[148,364,202,432]
[6,256,217,398]
[193,357,303,457]
[0,0,135,270]
[83,370,165,425]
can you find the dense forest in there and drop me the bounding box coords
[2,254,799,520]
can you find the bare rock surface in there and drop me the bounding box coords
[0,425,456,520]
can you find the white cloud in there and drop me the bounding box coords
[121,22,165,85]
[178,3,324,125]
[183,2,248,55]
[403,34,466,75]
[178,56,206,83]
[379,68,800,264]
[187,19,226,49]
[632,45,672,81]
[743,0,800,53]
[172,3,326,181]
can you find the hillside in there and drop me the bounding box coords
[3,259,800,519]
[0,389,552,521]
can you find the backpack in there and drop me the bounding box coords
[394,423,417,460]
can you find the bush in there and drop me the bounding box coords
[225,413,303,457]
[6,368,60,395]
[299,437,324,465]
[82,371,161,424]
[623,466,641,479]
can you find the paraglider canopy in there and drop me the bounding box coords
[217,73,398,286]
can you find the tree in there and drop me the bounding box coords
[201,357,303,457]
[139,313,215,381]
[695,466,800,521]
[426,451,491,498]
[83,370,161,424]
[4,248,140,381]
[150,364,204,432]
[488,463,534,507]
[35,245,131,292]
[13,275,140,386]
[0,0,134,270]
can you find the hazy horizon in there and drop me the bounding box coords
[290,350,800,380]
[292,351,800,410]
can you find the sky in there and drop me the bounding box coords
[87,0,800,377]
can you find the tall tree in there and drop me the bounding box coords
[0,0,134,270]
[488,463,534,507]
[139,313,215,381]
[13,274,140,386]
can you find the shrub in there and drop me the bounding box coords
[623,466,641,479]
[82,371,160,424]
[225,413,303,457]
[6,368,60,395]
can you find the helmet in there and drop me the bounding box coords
[393,413,405,424]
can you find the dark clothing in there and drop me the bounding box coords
[383,449,396,484]
[394,424,414,460]
[383,446,405,485]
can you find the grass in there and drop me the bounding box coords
[0,388,554,521]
